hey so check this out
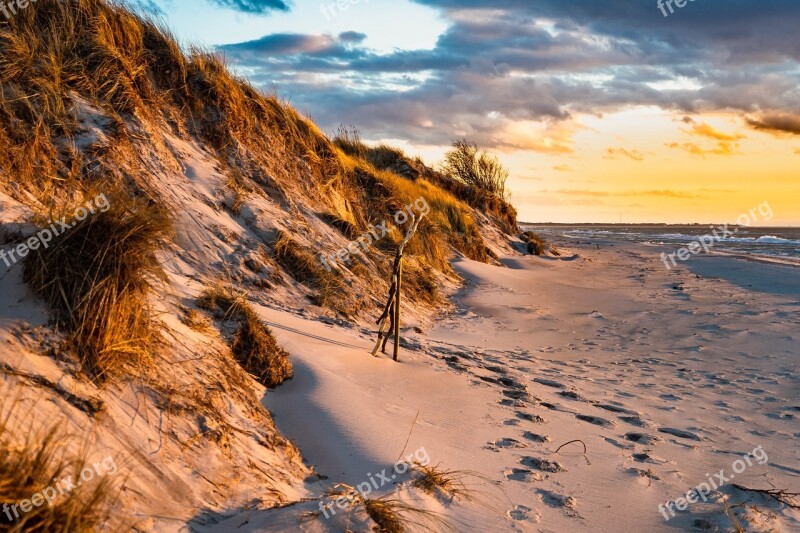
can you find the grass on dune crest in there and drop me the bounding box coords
[22,187,171,382]
[197,285,293,388]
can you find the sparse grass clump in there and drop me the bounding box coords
[412,464,470,502]
[363,496,454,533]
[319,213,359,240]
[272,232,352,315]
[332,124,368,159]
[197,286,293,388]
[23,190,171,381]
[521,231,546,256]
[364,499,406,533]
[0,398,116,532]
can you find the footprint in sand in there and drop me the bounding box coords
[507,504,538,521]
[521,456,566,473]
[534,378,564,389]
[491,438,526,449]
[516,412,546,423]
[505,468,543,482]
[522,431,551,443]
[596,403,639,415]
[503,389,533,401]
[629,467,661,481]
[658,427,702,441]
[558,390,589,402]
[659,393,682,401]
[624,432,662,445]
[576,414,616,427]
[632,452,668,465]
[537,490,577,510]
[499,399,527,407]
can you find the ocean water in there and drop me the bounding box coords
[525,224,800,261]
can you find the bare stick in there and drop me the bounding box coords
[732,485,800,509]
[395,411,420,464]
[393,258,403,361]
[554,439,587,454]
[371,213,425,359]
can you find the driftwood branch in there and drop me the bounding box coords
[732,485,800,509]
[371,213,425,359]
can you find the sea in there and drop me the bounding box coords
[524,224,800,262]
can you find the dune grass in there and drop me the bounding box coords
[22,189,170,381]
[521,230,559,256]
[272,231,354,314]
[197,286,293,388]
[412,464,472,502]
[0,395,117,532]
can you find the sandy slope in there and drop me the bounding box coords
[206,236,800,532]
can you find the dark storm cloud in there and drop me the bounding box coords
[208,0,290,14]
[746,112,800,136]
[218,0,800,148]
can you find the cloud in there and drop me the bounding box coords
[208,0,290,14]
[685,123,745,141]
[553,164,573,172]
[666,141,741,157]
[745,112,800,136]
[544,189,700,199]
[605,147,644,161]
[217,1,800,147]
[126,0,164,15]
[794,148,800,155]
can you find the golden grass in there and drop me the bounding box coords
[521,231,553,256]
[412,464,470,502]
[22,189,171,381]
[272,231,353,315]
[364,498,405,533]
[197,286,293,388]
[180,307,212,333]
[0,395,117,532]
[363,496,456,533]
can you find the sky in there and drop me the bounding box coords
[133,0,800,225]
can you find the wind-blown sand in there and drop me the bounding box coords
[205,237,800,532]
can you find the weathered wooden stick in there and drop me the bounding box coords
[371,213,425,360]
[372,276,397,356]
[393,257,403,361]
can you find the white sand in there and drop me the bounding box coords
[212,237,800,532]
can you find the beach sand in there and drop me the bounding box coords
[207,236,800,532]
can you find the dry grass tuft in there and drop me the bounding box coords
[364,498,406,533]
[23,189,171,381]
[272,231,352,315]
[180,307,212,333]
[412,464,470,502]
[521,231,550,256]
[0,396,117,532]
[197,286,293,388]
[319,213,360,240]
[363,496,455,533]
